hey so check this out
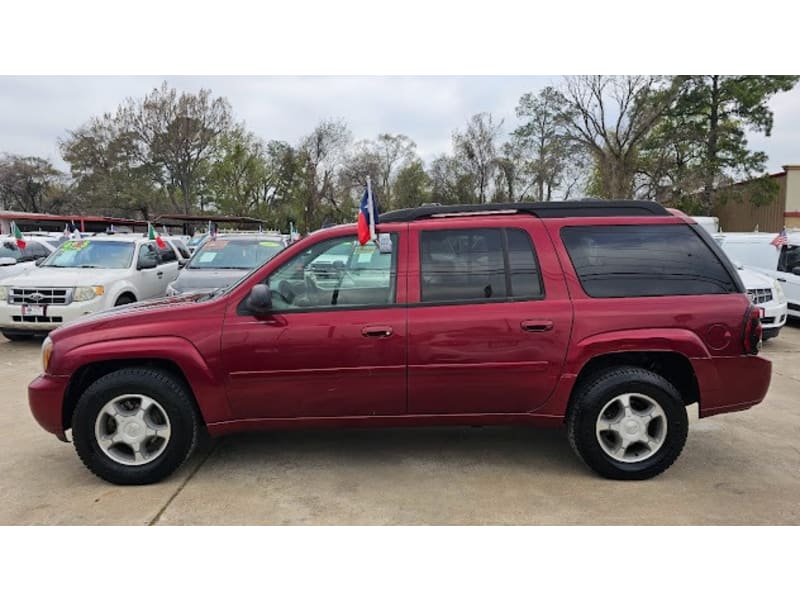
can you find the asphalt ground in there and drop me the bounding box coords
[1,324,798,525]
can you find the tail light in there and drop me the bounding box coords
[743,305,762,355]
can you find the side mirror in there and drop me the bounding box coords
[792,267,800,276]
[0,257,17,267]
[35,257,45,267]
[246,283,272,315]
[178,260,187,269]
[137,254,158,270]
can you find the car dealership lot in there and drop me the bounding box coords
[2,327,799,525]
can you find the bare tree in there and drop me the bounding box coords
[119,82,234,214]
[561,76,682,199]
[453,113,503,203]
[297,119,352,231]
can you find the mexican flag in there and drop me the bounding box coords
[147,222,167,249]
[11,222,26,250]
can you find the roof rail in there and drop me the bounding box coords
[380,200,670,223]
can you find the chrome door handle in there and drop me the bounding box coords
[520,319,553,332]
[361,326,393,338]
[157,271,164,279]
[777,278,787,283]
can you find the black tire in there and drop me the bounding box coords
[114,294,136,306]
[72,367,200,485]
[1,330,35,342]
[567,367,688,480]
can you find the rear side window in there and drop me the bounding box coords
[420,228,542,303]
[778,245,800,274]
[560,224,737,298]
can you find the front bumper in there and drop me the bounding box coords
[0,296,108,332]
[28,373,70,439]
[758,299,788,331]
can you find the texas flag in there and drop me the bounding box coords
[357,181,379,245]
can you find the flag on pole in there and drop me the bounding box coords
[208,220,217,240]
[771,228,788,249]
[289,221,299,242]
[357,176,379,245]
[147,222,167,249]
[63,222,70,238]
[11,222,26,250]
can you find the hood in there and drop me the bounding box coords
[737,267,774,289]
[48,291,212,341]
[171,268,248,292]
[0,266,128,287]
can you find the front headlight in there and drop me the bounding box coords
[0,286,7,302]
[73,285,105,302]
[775,281,786,304]
[41,336,53,373]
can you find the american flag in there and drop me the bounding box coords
[770,228,788,248]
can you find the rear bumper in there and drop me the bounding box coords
[693,355,772,418]
[28,374,70,439]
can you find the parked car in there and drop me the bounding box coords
[28,201,771,484]
[0,235,179,341]
[713,231,800,318]
[735,265,788,339]
[0,236,57,283]
[166,234,287,296]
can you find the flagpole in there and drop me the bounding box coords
[366,175,376,242]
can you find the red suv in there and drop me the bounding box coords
[28,201,771,484]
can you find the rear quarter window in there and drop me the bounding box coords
[560,224,738,298]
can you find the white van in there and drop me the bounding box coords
[714,231,800,319]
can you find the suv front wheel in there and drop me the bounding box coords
[72,367,200,485]
[567,367,688,480]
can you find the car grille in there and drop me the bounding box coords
[12,315,63,324]
[747,288,772,305]
[8,288,72,305]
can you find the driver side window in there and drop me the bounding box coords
[267,234,397,311]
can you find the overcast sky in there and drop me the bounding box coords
[2,76,799,175]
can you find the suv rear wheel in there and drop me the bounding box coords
[72,367,200,485]
[567,367,688,480]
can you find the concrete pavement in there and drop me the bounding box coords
[2,325,799,525]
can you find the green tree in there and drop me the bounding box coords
[0,154,74,214]
[673,76,798,212]
[512,86,588,202]
[60,114,164,219]
[392,159,431,209]
[206,128,270,217]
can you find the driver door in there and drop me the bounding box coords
[220,229,408,419]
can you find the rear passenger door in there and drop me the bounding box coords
[406,220,572,415]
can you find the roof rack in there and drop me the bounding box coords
[379,200,670,223]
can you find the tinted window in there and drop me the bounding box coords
[22,241,51,260]
[158,244,178,264]
[421,228,506,302]
[507,228,543,298]
[0,240,23,260]
[137,243,159,266]
[560,224,737,298]
[267,235,397,310]
[778,245,800,273]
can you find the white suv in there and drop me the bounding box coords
[0,235,179,341]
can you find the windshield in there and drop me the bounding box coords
[41,240,135,269]
[0,240,23,260]
[188,239,284,270]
